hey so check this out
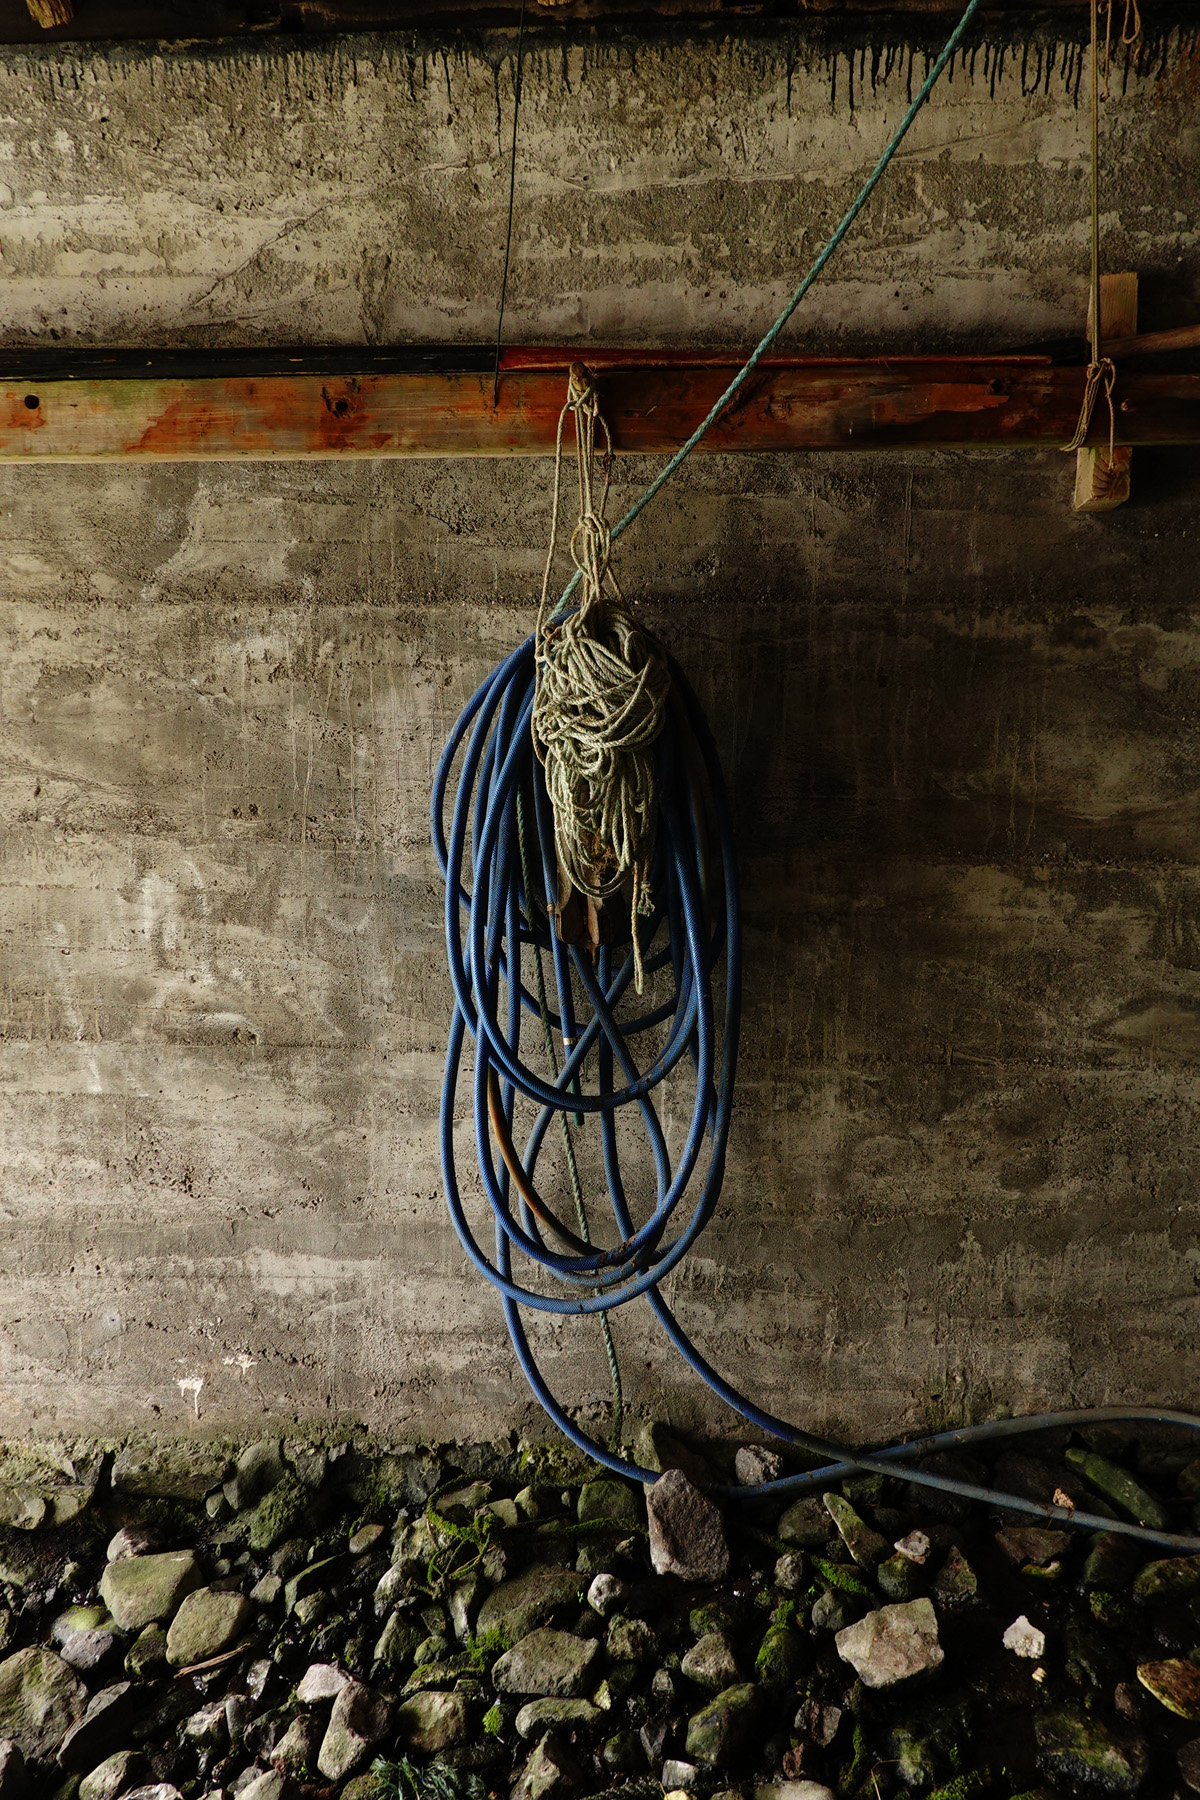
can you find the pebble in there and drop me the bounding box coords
[586,1573,626,1617]
[1003,1614,1045,1658]
[734,1447,783,1487]
[348,1524,385,1556]
[317,1680,390,1780]
[823,1494,888,1569]
[893,1529,930,1563]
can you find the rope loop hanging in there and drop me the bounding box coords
[532,363,670,993]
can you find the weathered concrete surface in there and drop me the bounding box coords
[0,27,1198,1444]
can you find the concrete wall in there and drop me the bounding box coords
[0,21,1199,1449]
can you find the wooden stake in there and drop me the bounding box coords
[24,0,73,25]
[1074,272,1138,512]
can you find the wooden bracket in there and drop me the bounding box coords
[1074,272,1138,512]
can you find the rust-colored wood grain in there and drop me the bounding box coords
[1,360,1198,461]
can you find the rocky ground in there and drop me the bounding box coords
[0,1425,1197,1800]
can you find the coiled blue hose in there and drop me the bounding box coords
[433,632,1200,1553]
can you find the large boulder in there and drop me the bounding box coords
[392,1691,468,1754]
[0,1649,87,1759]
[99,1553,200,1633]
[491,1630,599,1700]
[475,1567,585,1643]
[165,1589,252,1668]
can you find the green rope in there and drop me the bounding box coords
[551,0,983,619]
[516,787,624,1448]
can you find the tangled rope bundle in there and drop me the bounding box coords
[531,364,670,993]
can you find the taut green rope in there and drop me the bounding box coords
[550,0,984,619]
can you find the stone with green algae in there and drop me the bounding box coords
[1035,1703,1148,1792]
[1137,1656,1200,1719]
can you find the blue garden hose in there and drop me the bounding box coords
[432,635,1200,1552]
[430,0,1200,1551]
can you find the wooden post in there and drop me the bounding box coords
[1074,272,1138,512]
[24,0,73,24]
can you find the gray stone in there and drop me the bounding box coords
[876,1553,924,1603]
[316,1682,389,1781]
[123,1627,167,1680]
[476,1568,585,1643]
[823,1494,887,1569]
[1082,1531,1143,1590]
[492,1630,599,1699]
[1137,1657,1200,1720]
[238,1775,287,1800]
[293,1594,328,1629]
[662,1759,699,1790]
[605,1618,657,1663]
[515,1701,599,1741]
[1063,1450,1170,1531]
[931,1546,979,1612]
[394,1689,468,1754]
[100,1554,201,1632]
[269,1717,321,1776]
[1133,1555,1200,1604]
[577,1481,642,1529]
[51,1608,107,1648]
[296,1665,348,1705]
[0,1740,24,1800]
[250,1576,281,1608]
[348,1525,385,1556]
[773,1553,806,1592]
[511,1733,581,1800]
[1179,1737,1200,1794]
[777,1499,834,1549]
[684,1684,763,1768]
[183,1703,227,1749]
[106,1529,159,1565]
[374,1611,421,1672]
[734,1447,783,1487]
[58,1683,134,1774]
[59,1633,117,1675]
[680,1632,740,1693]
[166,1590,252,1667]
[810,1592,847,1632]
[247,1477,309,1555]
[754,1786,836,1800]
[283,1557,345,1615]
[754,1626,803,1694]
[994,1527,1072,1568]
[633,1424,715,1488]
[79,1751,145,1800]
[646,1470,729,1582]
[585,1575,626,1619]
[1035,1705,1149,1792]
[834,1600,944,1688]
[111,1445,231,1505]
[448,1573,483,1645]
[122,1788,182,1800]
[0,1649,87,1759]
[223,1442,285,1514]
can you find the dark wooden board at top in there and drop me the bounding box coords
[1,0,1190,44]
[0,359,1196,460]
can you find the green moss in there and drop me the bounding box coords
[926,1773,988,1800]
[482,1703,503,1736]
[466,1625,511,1670]
[811,1556,872,1598]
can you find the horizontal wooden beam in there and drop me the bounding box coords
[0,357,1197,461]
[0,0,1170,41]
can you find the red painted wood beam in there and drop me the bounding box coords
[0,353,1196,460]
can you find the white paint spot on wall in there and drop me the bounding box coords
[177,1375,204,1417]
